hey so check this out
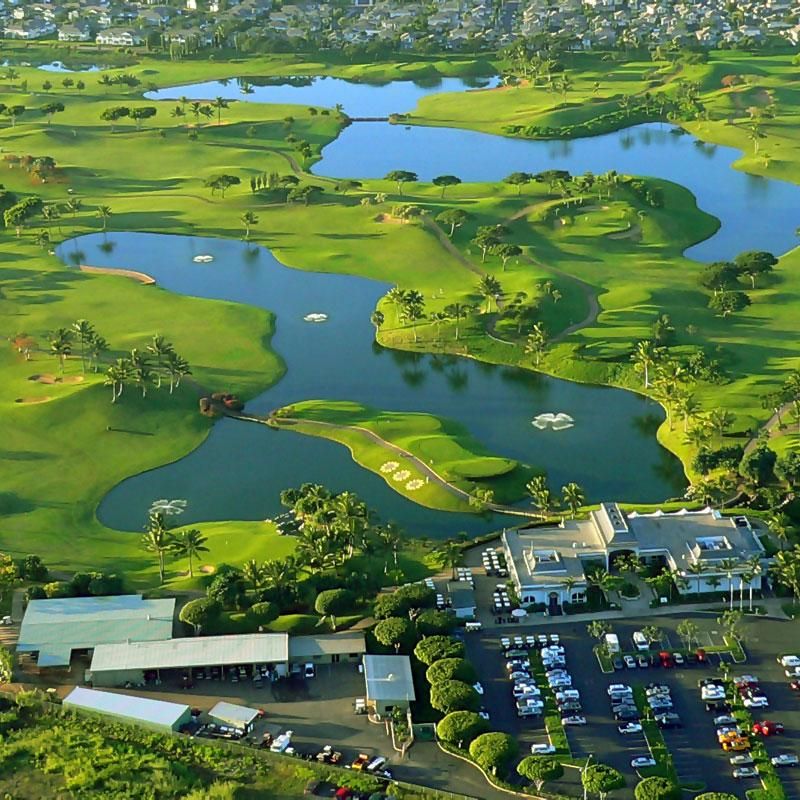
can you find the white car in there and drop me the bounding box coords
[733,767,759,779]
[607,684,632,696]
[304,663,316,679]
[479,710,490,720]
[623,655,637,669]
[771,754,799,767]
[500,637,511,650]
[549,677,573,688]
[785,667,800,678]
[744,696,769,709]
[525,636,536,648]
[513,636,525,648]
[562,715,587,726]
[778,655,800,668]
[513,684,540,699]
[509,671,532,682]
[531,744,556,755]
[550,634,560,644]
[618,722,643,735]
[715,715,738,726]
[473,682,485,695]
[702,687,726,701]
[730,754,754,766]
[645,685,669,697]
[631,757,656,769]
[555,689,580,702]
[733,675,759,685]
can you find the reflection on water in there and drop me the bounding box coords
[59,232,684,537]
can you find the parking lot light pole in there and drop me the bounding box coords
[582,753,594,800]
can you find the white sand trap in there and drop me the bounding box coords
[193,254,214,263]
[532,412,575,431]
[303,313,328,323]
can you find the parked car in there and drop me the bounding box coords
[744,696,769,709]
[555,689,580,702]
[509,671,532,682]
[771,754,799,767]
[655,713,682,729]
[631,757,657,769]
[513,684,540,699]
[500,637,511,650]
[706,701,732,713]
[559,701,582,714]
[673,653,685,666]
[623,655,637,669]
[506,659,531,671]
[778,655,800,668]
[612,656,624,670]
[608,684,632,695]
[659,652,674,668]
[733,675,759,686]
[562,715,587,726]
[615,709,640,721]
[722,737,751,752]
[530,743,556,755]
[714,715,737,726]
[304,663,316,679]
[733,767,759,779]
[618,722,643,734]
[785,667,800,678]
[646,684,670,697]
[702,687,727,701]
[753,721,785,736]
[730,753,754,766]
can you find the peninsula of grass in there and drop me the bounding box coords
[273,400,535,511]
[1,45,800,588]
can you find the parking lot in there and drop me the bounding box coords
[467,613,800,797]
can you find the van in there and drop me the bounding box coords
[633,631,649,652]
[605,633,621,654]
[465,621,482,632]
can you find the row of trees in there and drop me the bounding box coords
[105,335,191,402]
[525,474,586,519]
[698,251,777,318]
[100,105,158,131]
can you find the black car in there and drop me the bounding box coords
[614,709,640,721]
[612,656,624,670]
[655,713,682,729]
[706,701,732,713]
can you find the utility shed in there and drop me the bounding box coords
[63,687,191,733]
[363,654,416,716]
[17,595,175,668]
[88,633,289,687]
[208,701,260,730]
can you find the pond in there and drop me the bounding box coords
[59,232,683,537]
[145,74,498,119]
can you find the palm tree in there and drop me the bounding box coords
[676,392,701,433]
[707,408,735,441]
[142,511,174,584]
[129,348,153,398]
[435,539,463,579]
[525,322,548,366]
[146,335,174,389]
[65,197,83,222]
[686,561,706,595]
[718,558,739,610]
[96,205,112,232]
[443,302,470,341]
[402,303,425,343]
[370,310,385,331]
[561,482,585,518]
[563,575,577,604]
[241,210,258,240]
[386,287,406,324]
[49,328,73,372]
[70,319,95,373]
[476,274,502,314]
[104,357,131,403]
[526,475,553,519]
[631,340,662,388]
[262,556,299,588]
[87,333,109,373]
[375,524,403,575]
[242,558,266,590]
[171,528,208,577]
[767,512,791,551]
[164,350,191,394]
[212,96,229,125]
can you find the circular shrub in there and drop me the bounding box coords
[469,732,518,776]
[373,617,417,653]
[436,711,489,746]
[634,777,680,800]
[416,609,456,636]
[248,601,279,625]
[426,658,477,686]
[517,756,564,791]
[414,635,465,666]
[430,680,479,714]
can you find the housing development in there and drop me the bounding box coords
[1,2,800,800]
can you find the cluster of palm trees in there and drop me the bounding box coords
[771,545,800,606]
[278,484,404,577]
[104,335,191,403]
[142,510,208,583]
[170,96,231,127]
[383,288,426,343]
[525,474,586,519]
[48,319,109,374]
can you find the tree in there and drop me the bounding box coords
[70,319,95,374]
[676,618,700,649]
[526,474,554,519]
[105,357,132,403]
[476,274,502,312]
[414,634,465,665]
[443,302,470,340]
[212,96,230,125]
[504,172,532,194]
[426,657,477,686]
[164,350,191,394]
[517,757,564,791]
[708,291,750,317]
[370,310,384,331]
[248,601,279,626]
[416,609,457,636]
[734,250,777,289]
[430,679,480,714]
[631,340,663,388]
[0,645,13,683]
[739,443,776,487]
[315,588,354,630]
[436,711,489,746]
[562,482,585,518]
[432,175,461,198]
[525,323,548,366]
[179,597,220,634]
[767,512,792,551]
[96,205,112,232]
[41,102,65,125]
[587,620,612,640]
[207,568,246,609]
[582,764,625,800]
[141,511,174,584]
[205,174,241,198]
[634,777,680,800]
[240,210,258,240]
[434,539,463,579]
[641,625,662,644]
[49,327,73,372]
[436,208,469,237]
[4,105,25,127]
[469,732,518,776]
[492,243,522,271]
[101,105,130,132]
[771,547,800,605]
[384,170,418,196]
[334,179,362,195]
[374,616,416,653]
[472,229,501,264]
[699,261,740,294]
[171,528,208,577]
[130,106,157,130]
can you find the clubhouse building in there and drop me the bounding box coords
[502,502,768,614]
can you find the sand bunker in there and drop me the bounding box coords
[28,374,84,385]
[15,396,52,404]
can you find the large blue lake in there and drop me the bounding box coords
[77,75,800,536]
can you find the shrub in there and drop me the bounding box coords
[373,592,410,620]
[179,598,221,634]
[425,657,477,686]
[416,609,456,636]
[582,764,625,797]
[43,581,73,598]
[396,583,436,608]
[373,617,417,653]
[25,585,46,602]
[517,756,564,791]
[314,589,354,618]
[18,555,47,582]
[430,680,479,714]
[436,711,489,746]
[414,635,465,666]
[634,776,681,800]
[469,732,518,776]
[248,601,279,625]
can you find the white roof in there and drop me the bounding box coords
[288,632,366,660]
[90,633,288,672]
[64,687,189,728]
[208,701,260,728]
[363,655,416,703]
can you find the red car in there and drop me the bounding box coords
[753,721,785,737]
[790,680,800,692]
[659,651,674,668]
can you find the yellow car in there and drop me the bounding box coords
[718,729,743,743]
[723,737,751,752]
